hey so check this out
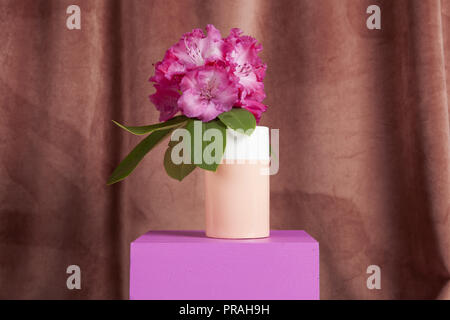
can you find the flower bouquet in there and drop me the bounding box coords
[107,25,267,184]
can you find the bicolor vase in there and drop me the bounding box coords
[204,126,270,239]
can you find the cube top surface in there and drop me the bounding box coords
[133,230,317,244]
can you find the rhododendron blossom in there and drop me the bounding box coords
[109,26,269,184]
[149,25,267,122]
[179,66,238,122]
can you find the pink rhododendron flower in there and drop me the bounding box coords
[240,99,268,123]
[152,25,224,84]
[171,25,224,69]
[149,25,267,122]
[224,28,266,97]
[178,66,238,122]
[149,51,185,85]
[149,84,180,122]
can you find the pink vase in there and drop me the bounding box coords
[205,126,270,239]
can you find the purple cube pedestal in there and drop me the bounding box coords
[130,230,319,300]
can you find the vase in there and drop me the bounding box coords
[204,126,270,239]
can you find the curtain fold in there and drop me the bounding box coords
[0,0,448,299]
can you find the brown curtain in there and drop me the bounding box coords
[0,0,449,299]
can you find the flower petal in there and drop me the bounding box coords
[240,99,267,123]
[149,85,181,122]
[179,65,238,121]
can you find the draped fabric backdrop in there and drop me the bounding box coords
[0,0,449,299]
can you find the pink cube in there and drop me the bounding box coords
[129,230,319,300]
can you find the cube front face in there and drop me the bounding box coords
[130,231,319,300]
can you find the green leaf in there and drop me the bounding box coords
[112,115,188,135]
[163,143,196,181]
[185,119,227,172]
[107,128,172,185]
[218,108,256,135]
